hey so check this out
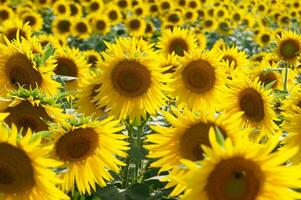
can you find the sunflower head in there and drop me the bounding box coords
[0,38,61,96]
[51,117,128,194]
[157,27,198,57]
[276,31,301,64]
[0,124,69,199]
[0,18,32,44]
[176,128,301,200]
[95,38,170,121]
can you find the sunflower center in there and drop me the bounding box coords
[0,143,35,194]
[168,14,180,23]
[76,22,88,33]
[24,16,36,26]
[5,53,42,89]
[279,39,300,59]
[4,101,52,134]
[206,157,263,200]
[54,57,78,78]
[0,10,9,20]
[111,60,151,97]
[129,19,141,30]
[259,72,277,88]
[58,5,66,13]
[168,38,188,56]
[261,34,270,43]
[55,128,99,162]
[6,28,27,41]
[88,55,98,67]
[96,20,106,30]
[182,60,216,93]
[90,2,100,11]
[222,55,237,68]
[108,11,118,20]
[118,0,128,8]
[70,4,79,16]
[204,20,213,27]
[239,88,265,122]
[57,20,71,33]
[179,122,211,161]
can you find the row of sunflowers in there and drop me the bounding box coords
[0,0,301,199]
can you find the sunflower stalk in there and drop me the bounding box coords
[283,64,289,92]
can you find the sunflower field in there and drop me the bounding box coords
[1,0,301,199]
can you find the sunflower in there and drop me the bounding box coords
[276,31,301,64]
[147,2,160,17]
[251,61,283,90]
[0,38,61,96]
[71,18,91,39]
[157,27,198,57]
[126,16,146,37]
[52,17,72,39]
[68,2,82,18]
[83,50,102,73]
[87,0,104,13]
[51,118,128,195]
[171,49,225,112]
[176,128,301,200]
[95,38,171,121]
[216,19,233,36]
[76,77,106,118]
[218,46,249,73]
[255,27,274,47]
[0,89,67,135]
[0,19,32,44]
[21,11,43,32]
[0,5,14,23]
[158,0,174,14]
[52,0,70,16]
[53,46,90,91]
[34,0,51,9]
[218,74,278,139]
[163,10,183,27]
[105,4,121,25]
[116,0,130,11]
[144,22,155,37]
[145,107,246,196]
[202,16,217,32]
[281,85,301,115]
[0,124,69,200]
[90,14,111,35]
[132,4,149,17]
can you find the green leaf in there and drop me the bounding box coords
[34,54,43,65]
[264,80,277,90]
[43,44,55,62]
[214,126,225,146]
[125,183,150,200]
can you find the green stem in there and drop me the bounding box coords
[122,121,134,188]
[283,64,289,92]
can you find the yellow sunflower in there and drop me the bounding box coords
[52,0,70,16]
[0,38,61,96]
[0,124,69,200]
[90,14,111,35]
[281,85,301,115]
[218,46,249,73]
[0,5,14,23]
[0,88,69,135]
[53,46,90,91]
[76,77,106,118]
[71,18,91,39]
[276,30,301,64]
[95,38,171,121]
[21,11,43,32]
[255,27,274,47]
[68,2,82,18]
[105,3,122,25]
[83,50,102,73]
[176,128,301,200]
[52,17,72,40]
[87,0,104,14]
[171,49,225,113]
[51,118,128,195]
[126,16,146,37]
[157,27,198,57]
[145,107,246,196]
[218,74,278,139]
[0,18,32,44]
